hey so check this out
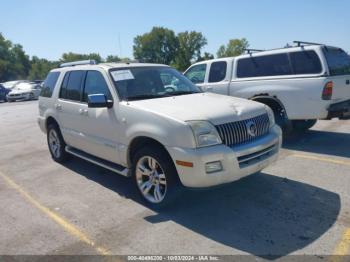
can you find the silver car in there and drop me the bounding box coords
[7,82,41,102]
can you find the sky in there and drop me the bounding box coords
[1,0,349,61]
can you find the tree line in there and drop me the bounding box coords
[0,27,249,82]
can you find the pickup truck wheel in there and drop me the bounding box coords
[47,124,69,163]
[292,120,317,132]
[273,108,293,135]
[132,147,181,208]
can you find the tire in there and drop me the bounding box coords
[271,106,293,136]
[47,124,69,163]
[29,93,35,100]
[132,146,182,208]
[292,120,317,132]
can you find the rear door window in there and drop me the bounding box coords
[290,50,322,74]
[184,64,207,84]
[40,72,60,97]
[209,61,227,82]
[323,47,350,76]
[60,71,85,101]
[237,54,292,78]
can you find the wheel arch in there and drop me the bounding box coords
[250,95,289,119]
[45,116,59,131]
[127,136,174,168]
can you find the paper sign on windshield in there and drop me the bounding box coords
[111,70,135,82]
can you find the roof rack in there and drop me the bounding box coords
[60,60,97,68]
[244,48,264,54]
[293,41,324,47]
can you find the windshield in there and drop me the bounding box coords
[14,83,33,90]
[324,47,350,76]
[109,66,202,101]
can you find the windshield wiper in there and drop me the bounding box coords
[126,94,168,101]
[168,90,201,96]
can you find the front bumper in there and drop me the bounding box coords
[327,99,350,119]
[7,93,31,101]
[166,125,282,188]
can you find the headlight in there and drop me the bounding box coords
[187,121,222,148]
[265,106,275,128]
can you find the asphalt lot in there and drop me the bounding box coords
[0,100,349,258]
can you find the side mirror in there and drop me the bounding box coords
[88,94,113,108]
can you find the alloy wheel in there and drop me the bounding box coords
[136,156,167,203]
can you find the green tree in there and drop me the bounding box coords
[0,33,13,81]
[197,52,215,62]
[29,56,59,80]
[0,33,31,81]
[133,27,179,65]
[106,55,121,63]
[217,38,249,58]
[174,31,207,71]
[61,52,103,63]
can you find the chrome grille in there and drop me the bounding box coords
[215,114,270,147]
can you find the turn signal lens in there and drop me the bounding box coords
[322,81,333,100]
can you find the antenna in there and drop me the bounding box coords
[118,33,122,58]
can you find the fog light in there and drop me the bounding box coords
[205,161,223,173]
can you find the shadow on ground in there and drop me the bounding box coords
[63,157,340,259]
[283,130,350,158]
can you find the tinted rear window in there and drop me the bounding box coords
[237,54,292,78]
[290,51,322,74]
[324,47,350,76]
[60,71,85,101]
[209,61,227,82]
[40,72,60,97]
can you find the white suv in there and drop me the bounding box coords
[38,61,281,207]
[185,41,350,133]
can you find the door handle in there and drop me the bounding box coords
[55,104,62,111]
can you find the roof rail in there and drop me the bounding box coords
[60,60,97,68]
[293,41,324,47]
[244,48,264,54]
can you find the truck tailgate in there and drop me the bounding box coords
[330,75,350,100]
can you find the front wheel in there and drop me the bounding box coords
[132,146,181,208]
[29,93,35,100]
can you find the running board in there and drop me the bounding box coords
[65,146,130,177]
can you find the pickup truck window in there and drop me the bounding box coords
[290,50,322,74]
[82,71,112,102]
[110,67,201,101]
[324,47,350,76]
[40,72,60,98]
[237,54,292,78]
[209,61,227,83]
[184,64,206,84]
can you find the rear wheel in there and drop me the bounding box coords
[292,120,317,132]
[132,146,181,208]
[47,124,69,163]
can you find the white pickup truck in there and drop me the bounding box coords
[184,41,350,132]
[38,61,281,207]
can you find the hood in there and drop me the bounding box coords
[128,92,267,125]
[9,89,31,94]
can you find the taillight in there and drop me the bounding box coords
[322,81,333,100]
